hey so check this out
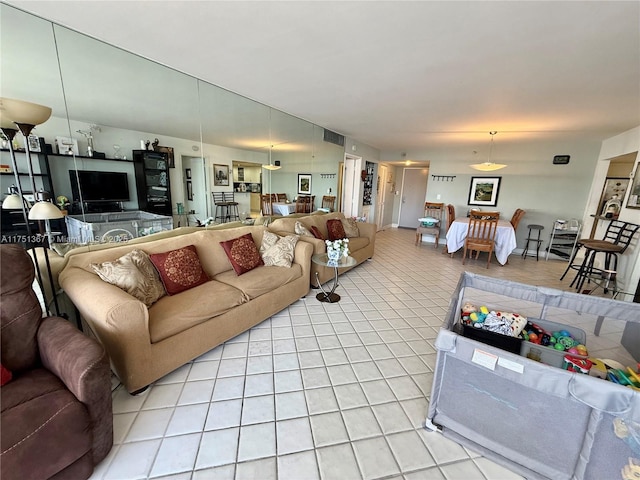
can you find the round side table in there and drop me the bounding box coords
[311,253,356,303]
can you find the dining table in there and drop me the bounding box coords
[446,217,517,265]
[272,202,297,216]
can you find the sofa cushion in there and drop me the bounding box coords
[91,249,166,306]
[149,245,209,295]
[260,231,299,267]
[294,221,313,237]
[1,368,92,479]
[326,219,347,241]
[220,233,263,275]
[216,263,303,300]
[341,217,360,238]
[148,280,247,342]
[345,236,370,253]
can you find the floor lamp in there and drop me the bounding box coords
[28,192,63,316]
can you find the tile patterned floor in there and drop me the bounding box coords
[91,227,635,480]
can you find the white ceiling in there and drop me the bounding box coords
[6,1,640,158]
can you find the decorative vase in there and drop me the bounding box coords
[327,249,341,266]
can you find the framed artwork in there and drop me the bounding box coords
[214,164,230,186]
[298,174,312,195]
[153,146,175,168]
[468,176,502,207]
[598,177,629,214]
[626,164,640,209]
[186,181,193,201]
[185,168,191,179]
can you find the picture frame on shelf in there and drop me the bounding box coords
[153,145,175,168]
[626,164,640,209]
[214,164,229,186]
[298,174,312,195]
[468,176,501,207]
[27,135,42,152]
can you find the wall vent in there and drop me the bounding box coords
[323,129,345,147]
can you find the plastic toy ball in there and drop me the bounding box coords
[528,332,539,343]
[559,330,571,338]
[567,347,580,355]
[554,343,566,351]
[558,336,575,350]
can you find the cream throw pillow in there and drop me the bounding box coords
[294,221,313,237]
[90,249,166,306]
[260,231,299,267]
[341,218,360,238]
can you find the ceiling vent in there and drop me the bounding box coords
[323,129,345,147]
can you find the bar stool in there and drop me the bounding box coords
[560,220,640,292]
[223,192,240,222]
[522,224,544,260]
[212,192,230,223]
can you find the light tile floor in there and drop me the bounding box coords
[92,227,635,480]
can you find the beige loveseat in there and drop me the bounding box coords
[58,225,313,393]
[269,212,376,287]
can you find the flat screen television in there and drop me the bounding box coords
[69,170,130,202]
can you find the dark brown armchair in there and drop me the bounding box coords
[1,244,113,480]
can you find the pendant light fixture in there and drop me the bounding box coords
[470,131,507,171]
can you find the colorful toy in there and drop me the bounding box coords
[563,355,592,373]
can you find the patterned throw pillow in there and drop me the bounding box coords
[91,249,166,305]
[149,245,209,295]
[310,226,325,240]
[260,231,299,267]
[220,233,263,275]
[341,218,360,238]
[294,221,313,237]
[326,219,347,241]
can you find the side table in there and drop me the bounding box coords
[311,253,356,303]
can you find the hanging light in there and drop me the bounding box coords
[470,131,507,171]
[262,145,281,170]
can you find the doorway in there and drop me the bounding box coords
[342,154,362,218]
[182,155,207,224]
[398,167,429,228]
[376,164,388,230]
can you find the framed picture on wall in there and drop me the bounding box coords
[298,174,312,195]
[626,164,640,209]
[468,176,501,207]
[186,181,193,201]
[214,164,230,186]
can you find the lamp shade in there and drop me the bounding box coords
[28,201,63,220]
[262,163,281,170]
[469,162,508,171]
[2,194,24,209]
[0,97,52,126]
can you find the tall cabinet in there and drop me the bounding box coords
[133,150,171,216]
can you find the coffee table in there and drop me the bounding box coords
[311,253,357,303]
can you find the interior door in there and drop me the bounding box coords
[398,167,429,228]
[182,155,207,222]
[342,154,362,218]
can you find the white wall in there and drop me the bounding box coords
[584,126,640,297]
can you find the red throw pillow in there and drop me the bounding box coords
[149,245,209,295]
[326,219,347,241]
[1,364,12,386]
[220,233,263,275]
[310,226,325,240]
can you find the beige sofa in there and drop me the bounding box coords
[58,225,313,393]
[269,212,376,287]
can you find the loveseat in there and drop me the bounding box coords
[269,212,376,287]
[58,225,313,393]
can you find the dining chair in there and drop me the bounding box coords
[462,211,500,268]
[296,195,314,214]
[260,194,274,215]
[442,204,456,255]
[276,193,288,202]
[415,202,444,248]
[510,208,526,232]
[321,195,336,212]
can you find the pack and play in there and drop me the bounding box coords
[426,272,640,480]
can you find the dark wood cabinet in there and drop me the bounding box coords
[133,150,171,216]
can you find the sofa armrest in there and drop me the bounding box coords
[37,316,113,463]
[356,222,377,251]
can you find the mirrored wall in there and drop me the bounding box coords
[0,3,345,245]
